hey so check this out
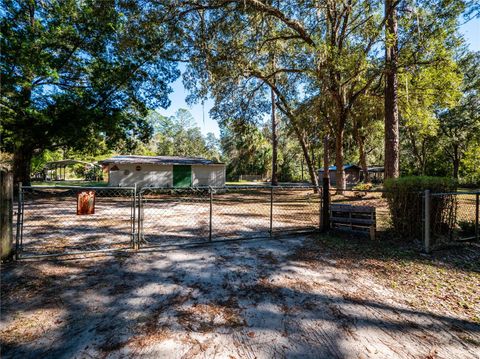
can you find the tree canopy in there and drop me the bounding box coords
[1,0,479,186]
[1,0,180,184]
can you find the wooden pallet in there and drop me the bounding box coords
[330,204,376,240]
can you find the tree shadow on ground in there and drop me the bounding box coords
[1,234,479,359]
[315,231,480,273]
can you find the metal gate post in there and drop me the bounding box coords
[137,189,143,249]
[20,184,24,251]
[321,177,330,232]
[269,186,274,237]
[209,187,213,241]
[318,186,322,231]
[475,192,479,242]
[424,190,431,253]
[132,184,137,249]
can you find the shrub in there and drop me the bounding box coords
[85,166,103,181]
[384,176,457,240]
[353,182,373,191]
[352,182,373,198]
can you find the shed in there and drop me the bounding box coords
[100,155,226,188]
[318,164,362,187]
[363,166,384,183]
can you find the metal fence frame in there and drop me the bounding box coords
[15,183,478,258]
[137,185,322,248]
[16,184,137,258]
[15,184,322,257]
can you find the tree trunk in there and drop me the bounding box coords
[286,122,318,189]
[354,119,369,182]
[13,145,33,186]
[452,144,460,179]
[358,140,369,182]
[334,128,346,191]
[407,128,424,175]
[420,138,428,176]
[384,0,400,179]
[295,128,319,188]
[272,92,318,189]
[323,134,330,180]
[322,134,331,231]
[271,87,278,186]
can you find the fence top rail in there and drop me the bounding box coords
[225,184,319,189]
[329,188,424,194]
[330,204,375,212]
[139,185,320,190]
[431,190,480,196]
[21,185,136,191]
[138,184,320,192]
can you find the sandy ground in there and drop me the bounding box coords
[1,235,479,359]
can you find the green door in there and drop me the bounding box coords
[173,165,192,187]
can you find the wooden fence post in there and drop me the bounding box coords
[1,169,14,260]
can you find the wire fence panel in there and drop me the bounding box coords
[139,187,211,246]
[17,186,135,258]
[212,187,272,240]
[430,192,479,244]
[137,185,322,248]
[273,187,321,234]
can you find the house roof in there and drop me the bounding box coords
[318,164,361,172]
[367,166,384,173]
[100,155,223,166]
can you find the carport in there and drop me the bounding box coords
[43,159,99,181]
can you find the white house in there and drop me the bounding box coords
[100,155,226,188]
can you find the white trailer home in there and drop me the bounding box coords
[100,155,226,188]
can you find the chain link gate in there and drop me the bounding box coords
[16,185,136,258]
[137,185,322,248]
[15,184,322,257]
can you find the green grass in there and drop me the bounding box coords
[31,180,108,187]
[225,180,267,185]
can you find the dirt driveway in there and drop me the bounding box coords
[1,235,479,358]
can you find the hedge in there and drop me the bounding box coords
[384,176,457,240]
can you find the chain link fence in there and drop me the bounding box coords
[427,191,479,248]
[273,186,322,234]
[15,183,477,258]
[16,186,136,258]
[138,187,211,246]
[138,185,321,247]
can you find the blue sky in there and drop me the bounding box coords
[158,18,480,137]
